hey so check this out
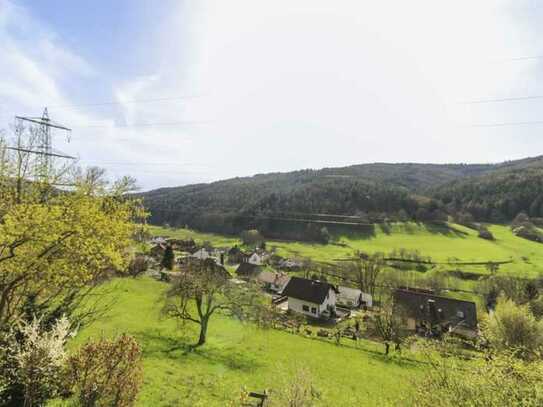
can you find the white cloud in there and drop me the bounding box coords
[1,0,542,190]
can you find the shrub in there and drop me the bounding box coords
[482,297,543,359]
[127,255,149,277]
[477,227,494,240]
[0,316,73,406]
[409,346,543,406]
[66,334,143,407]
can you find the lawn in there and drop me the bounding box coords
[150,223,543,278]
[68,277,422,406]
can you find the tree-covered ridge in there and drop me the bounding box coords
[139,156,543,236]
[432,166,543,222]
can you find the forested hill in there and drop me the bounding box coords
[139,156,543,238]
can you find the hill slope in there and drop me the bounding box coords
[139,156,543,236]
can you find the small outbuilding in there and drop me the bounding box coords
[337,286,373,308]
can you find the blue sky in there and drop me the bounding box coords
[1,0,543,190]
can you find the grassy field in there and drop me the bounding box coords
[149,223,543,278]
[67,277,422,406]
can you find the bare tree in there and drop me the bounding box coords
[368,302,405,355]
[342,252,384,298]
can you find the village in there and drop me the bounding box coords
[146,235,479,344]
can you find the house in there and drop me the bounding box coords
[235,262,262,280]
[190,248,212,261]
[281,277,339,319]
[150,236,169,245]
[256,271,291,293]
[166,238,196,252]
[248,252,267,265]
[277,259,302,271]
[149,243,167,259]
[393,288,478,338]
[228,246,250,264]
[337,286,373,308]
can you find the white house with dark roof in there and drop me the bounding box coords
[281,277,338,318]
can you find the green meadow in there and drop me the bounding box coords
[150,223,543,278]
[67,277,422,406]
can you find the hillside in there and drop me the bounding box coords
[139,156,543,237]
[69,277,422,406]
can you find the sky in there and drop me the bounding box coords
[1,0,543,190]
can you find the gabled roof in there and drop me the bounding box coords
[281,277,338,304]
[393,288,477,329]
[338,286,363,301]
[257,271,291,287]
[235,262,262,277]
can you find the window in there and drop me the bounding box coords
[311,307,317,314]
[456,310,464,318]
[302,305,309,312]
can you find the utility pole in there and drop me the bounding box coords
[7,107,75,181]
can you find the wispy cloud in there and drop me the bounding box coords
[1,0,542,190]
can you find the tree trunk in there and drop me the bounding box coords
[195,318,208,348]
[384,342,390,355]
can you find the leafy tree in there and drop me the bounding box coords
[482,297,543,359]
[66,334,143,407]
[0,166,142,328]
[162,259,261,348]
[240,229,264,246]
[160,245,175,271]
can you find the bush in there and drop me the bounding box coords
[512,225,543,243]
[0,316,73,406]
[127,255,149,277]
[482,297,543,359]
[409,346,543,406]
[477,227,494,240]
[66,334,143,407]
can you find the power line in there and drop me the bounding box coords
[460,95,543,104]
[465,120,543,128]
[70,120,209,129]
[44,95,201,110]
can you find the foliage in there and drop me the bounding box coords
[127,255,149,277]
[409,340,543,406]
[481,297,543,359]
[0,316,73,407]
[162,259,262,347]
[160,245,175,271]
[433,162,543,222]
[240,229,264,246]
[267,367,321,407]
[66,334,143,407]
[0,151,143,329]
[477,225,494,240]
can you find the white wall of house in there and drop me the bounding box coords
[360,292,372,307]
[287,289,336,318]
[192,248,211,260]
[248,253,264,265]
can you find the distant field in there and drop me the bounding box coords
[149,223,543,278]
[67,277,422,406]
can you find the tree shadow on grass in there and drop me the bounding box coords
[135,330,262,372]
[190,345,263,372]
[424,222,469,238]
